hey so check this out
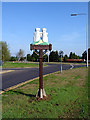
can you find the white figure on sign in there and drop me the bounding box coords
[34,28,41,42]
[33,28,48,43]
[42,28,48,43]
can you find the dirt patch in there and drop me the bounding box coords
[45,79,59,86]
[76,78,86,87]
[28,95,51,103]
[21,83,38,90]
[60,80,69,86]
[56,67,87,79]
[37,95,51,101]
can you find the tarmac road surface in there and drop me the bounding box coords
[2,64,86,90]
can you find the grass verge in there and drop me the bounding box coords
[46,62,89,65]
[2,62,47,68]
[2,67,89,119]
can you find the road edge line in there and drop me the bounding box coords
[0,70,15,74]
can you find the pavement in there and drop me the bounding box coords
[1,63,87,93]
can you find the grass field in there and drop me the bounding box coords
[2,67,89,119]
[2,62,47,68]
[2,61,90,68]
[46,62,89,65]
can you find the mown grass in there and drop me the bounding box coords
[2,62,47,68]
[46,62,89,65]
[2,67,89,119]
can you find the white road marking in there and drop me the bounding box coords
[70,64,74,69]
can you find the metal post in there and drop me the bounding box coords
[59,50,63,73]
[86,24,88,68]
[48,51,49,62]
[61,55,62,73]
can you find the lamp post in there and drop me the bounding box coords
[71,13,88,68]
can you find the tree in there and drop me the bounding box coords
[69,52,80,59]
[82,50,87,60]
[49,51,55,62]
[89,48,90,60]
[82,48,90,60]
[69,52,73,59]
[16,49,24,61]
[31,51,39,62]
[27,54,32,61]
[0,41,10,61]
[63,54,68,62]
[55,51,59,61]
[9,56,17,61]
[43,54,48,62]
[49,51,59,62]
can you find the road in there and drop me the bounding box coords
[2,64,86,90]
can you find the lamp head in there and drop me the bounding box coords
[71,14,78,16]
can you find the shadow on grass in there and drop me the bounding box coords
[13,90,36,97]
[2,89,36,98]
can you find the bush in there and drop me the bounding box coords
[9,56,17,61]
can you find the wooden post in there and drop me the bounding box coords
[39,49,43,89]
[30,44,52,99]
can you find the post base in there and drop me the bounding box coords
[36,88,46,99]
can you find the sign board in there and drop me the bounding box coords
[30,28,52,99]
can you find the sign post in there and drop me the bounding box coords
[30,28,52,99]
[59,51,64,73]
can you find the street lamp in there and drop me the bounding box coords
[59,51,64,73]
[71,13,87,16]
[71,13,88,68]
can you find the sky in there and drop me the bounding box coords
[2,2,89,57]
[88,2,90,48]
